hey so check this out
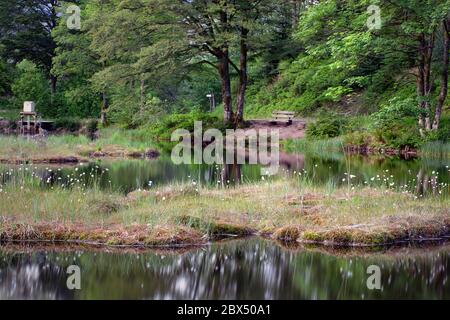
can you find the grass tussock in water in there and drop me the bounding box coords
[0,177,448,247]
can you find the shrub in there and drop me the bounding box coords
[370,97,423,148]
[150,111,227,140]
[343,131,374,146]
[53,117,82,132]
[307,115,348,139]
[371,97,420,128]
[86,119,98,135]
[373,118,423,149]
[427,116,450,142]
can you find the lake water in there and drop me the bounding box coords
[0,152,449,196]
[0,239,449,300]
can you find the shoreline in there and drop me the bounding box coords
[0,151,160,165]
[1,233,449,255]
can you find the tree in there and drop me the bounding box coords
[0,0,62,96]
[87,0,279,127]
[376,0,450,132]
[0,59,13,97]
[12,60,51,114]
[52,0,101,118]
[433,18,449,130]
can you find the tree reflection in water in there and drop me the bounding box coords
[0,239,449,300]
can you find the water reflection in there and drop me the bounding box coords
[416,168,440,197]
[0,239,449,300]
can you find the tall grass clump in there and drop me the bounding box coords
[95,127,157,151]
[283,137,345,160]
[0,136,45,156]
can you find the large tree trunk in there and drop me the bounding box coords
[291,0,304,27]
[218,49,233,124]
[50,75,57,98]
[417,33,435,132]
[100,92,109,126]
[433,19,449,130]
[417,39,426,132]
[423,33,434,131]
[235,27,249,126]
[140,78,146,110]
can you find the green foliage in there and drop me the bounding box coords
[0,0,448,139]
[343,131,374,147]
[0,59,12,96]
[86,118,99,135]
[371,97,421,129]
[373,119,423,149]
[51,1,101,120]
[150,111,226,140]
[59,84,99,118]
[436,117,450,142]
[247,0,376,117]
[0,0,57,75]
[307,115,348,139]
[107,89,166,129]
[11,60,51,115]
[369,97,423,148]
[53,117,82,132]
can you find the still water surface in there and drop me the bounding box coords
[1,153,449,195]
[0,239,449,300]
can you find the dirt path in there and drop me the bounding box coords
[244,119,307,140]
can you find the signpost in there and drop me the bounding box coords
[206,93,216,112]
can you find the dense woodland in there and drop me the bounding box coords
[0,0,449,149]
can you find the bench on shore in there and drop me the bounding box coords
[272,111,295,125]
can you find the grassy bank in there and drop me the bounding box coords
[1,178,448,247]
[0,128,159,163]
[284,135,450,159]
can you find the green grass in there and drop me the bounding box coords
[95,127,158,151]
[283,137,345,160]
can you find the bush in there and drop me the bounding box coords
[371,97,420,127]
[374,118,423,149]
[150,111,227,140]
[307,115,348,139]
[53,117,82,132]
[425,116,450,142]
[86,119,98,135]
[343,131,374,146]
[370,97,423,148]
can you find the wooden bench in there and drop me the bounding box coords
[272,111,295,124]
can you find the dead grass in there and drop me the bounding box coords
[0,222,205,247]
